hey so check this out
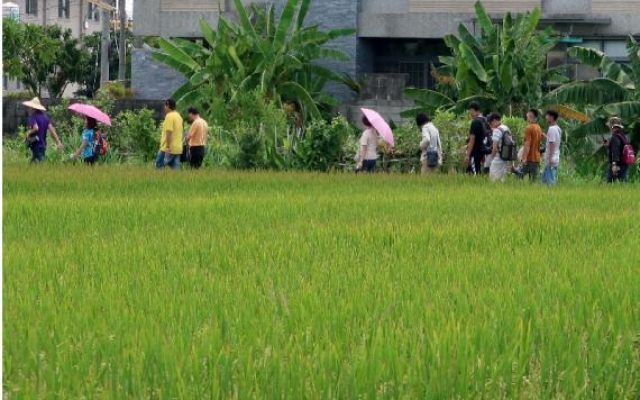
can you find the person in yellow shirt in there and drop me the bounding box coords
[156,98,183,170]
[186,107,208,169]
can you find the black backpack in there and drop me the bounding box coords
[498,127,517,161]
[478,117,493,155]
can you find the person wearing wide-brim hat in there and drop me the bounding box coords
[22,97,64,163]
[604,116,630,183]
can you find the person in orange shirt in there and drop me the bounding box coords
[186,107,209,169]
[519,109,544,181]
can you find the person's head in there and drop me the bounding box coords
[22,97,46,115]
[526,108,539,124]
[188,106,199,122]
[416,113,430,128]
[607,116,624,132]
[164,98,177,113]
[85,117,97,130]
[467,101,482,118]
[545,110,559,124]
[487,112,502,129]
[362,116,372,128]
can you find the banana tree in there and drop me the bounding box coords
[547,36,640,147]
[152,0,355,120]
[402,1,562,118]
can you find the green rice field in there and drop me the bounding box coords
[3,164,640,399]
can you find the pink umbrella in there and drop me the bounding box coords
[360,108,394,147]
[68,103,112,126]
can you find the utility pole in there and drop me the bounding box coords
[118,0,127,83]
[100,2,111,89]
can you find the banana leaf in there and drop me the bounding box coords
[459,42,488,83]
[549,79,627,105]
[279,81,321,120]
[404,88,455,109]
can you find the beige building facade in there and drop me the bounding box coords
[3,0,103,96]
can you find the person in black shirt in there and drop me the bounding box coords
[464,101,486,175]
[604,117,630,183]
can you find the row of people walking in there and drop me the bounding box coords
[22,97,633,182]
[357,101,631,184]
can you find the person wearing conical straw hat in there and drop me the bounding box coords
[22,97,64,163]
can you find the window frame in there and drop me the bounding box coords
[58,0,70,19]
[88,3,100,21]
[25,0,37,16]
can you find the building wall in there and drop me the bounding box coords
[18,0,102,37]
[134,0,259,37]
[359,0,640,38]
[131,47,187,100]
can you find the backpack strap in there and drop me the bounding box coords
[614,132,629,145]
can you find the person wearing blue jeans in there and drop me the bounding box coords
[541,110,562,186]
[155,152,181,169]
[156,98,184,170]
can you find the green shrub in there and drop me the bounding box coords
[293,116,352,171]
[233,125,265,170]
[3,91,33,100]
[110,109,160,162]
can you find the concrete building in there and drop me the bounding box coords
[132,0,640,109]
[2,0,103,95]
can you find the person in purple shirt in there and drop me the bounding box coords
[22,97,63,163]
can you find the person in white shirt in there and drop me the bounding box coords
[487,112,511,182]
[356,116,379,173]
[416,113,442,174]
[542,110,562,186]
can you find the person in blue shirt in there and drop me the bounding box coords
[72,117,97,164]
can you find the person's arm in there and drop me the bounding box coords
[48,123,64,151]
[521,128,531,164]
[610,135,622,163]
[419,126,430,150]
[27,122,40,137]
[73,139,89,160]
[186,124,196,142]
[464,135,475,165]
[358,145,367,167]
[165,129,173,154]
[491,136,499,158]
[547,141,557,166]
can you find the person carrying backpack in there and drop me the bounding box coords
[416,113,442,174]
[487,112,516,182]
[72,117,98,165]
[605,117,635,183]
[464,101,489,176]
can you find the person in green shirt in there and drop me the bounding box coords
[156,98,183,170]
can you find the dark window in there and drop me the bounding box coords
[59,0,70,18]
[369,39,450,89]
[25,0,37,15]
[88,3,100,21]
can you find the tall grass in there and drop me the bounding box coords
[3,164,639,399]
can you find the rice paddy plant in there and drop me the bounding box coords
[3,164,639,399]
